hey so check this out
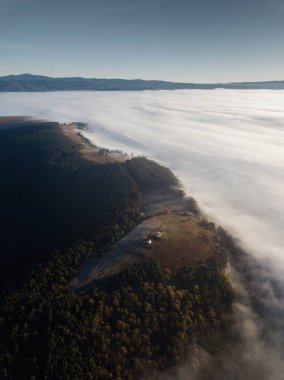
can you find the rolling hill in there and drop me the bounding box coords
[0,73,284,91]
[0,118,233,380]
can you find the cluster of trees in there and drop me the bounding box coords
[0,254,232,379]
[125,157,178,190]
[0,122,233,379]
[0,122,144,286]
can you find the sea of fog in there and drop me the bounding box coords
[1,89,284,379]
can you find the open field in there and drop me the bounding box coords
[71,206,220,291]
[141,212,219,270]
[60,123,130,164]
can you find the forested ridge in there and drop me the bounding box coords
[1,73,284,91]
[0,122,175,285]
[0,122,233,379]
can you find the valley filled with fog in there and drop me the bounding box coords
[1,89,284,379]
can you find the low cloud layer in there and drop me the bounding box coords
[1,89,284,378]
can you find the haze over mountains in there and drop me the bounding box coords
[1,74,284,92]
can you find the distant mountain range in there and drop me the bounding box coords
[1,73,284,91]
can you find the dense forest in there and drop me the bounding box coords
[0,121,233,379]
[0,122,176,285]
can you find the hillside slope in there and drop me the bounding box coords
[0,119,233,380]
[0,73,284,91]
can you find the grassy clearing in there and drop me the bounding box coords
[60,123,129,164]
[140,213,218,272]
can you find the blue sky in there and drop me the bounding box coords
[1,0,284,82]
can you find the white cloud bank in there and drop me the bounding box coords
[1,89,284,269]
[1,89,284,377]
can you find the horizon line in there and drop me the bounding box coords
[1,73,284,85]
